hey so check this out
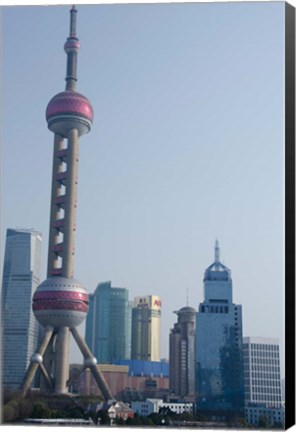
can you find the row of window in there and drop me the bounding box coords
[247,357,279,366]
[247,410,283,420]
[251,394,281,402]
[252,374,281,383]
[247,414,283,424]
[250,352,279,360]
[250,356,280,365]
[252,386,281,397]
[246,384,281,392]
[244,372,280,387]
[200,305,229,314]
[250,344,279,352]
[250,386,281,395]
[249,365,280,373]
[251,369,279,379]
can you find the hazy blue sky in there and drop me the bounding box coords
[2,2,285,375]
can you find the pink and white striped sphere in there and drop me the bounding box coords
[33,276,88,328]
[46,91,93,137]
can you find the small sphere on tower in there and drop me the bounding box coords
[31,353,43,364]
[64,37,80,54]
[46,91,93,137]
[84,356,97,367]
[32,276,89,328]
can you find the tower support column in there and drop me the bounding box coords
[55,326,70,393]
[40,332,56,391]
[21,325,54,396]
[70,327,113,400]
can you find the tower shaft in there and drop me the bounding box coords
[63,129,79,277]
[47,129,79,278]
[47,134,64,276]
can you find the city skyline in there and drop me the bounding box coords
[2,3,285,376]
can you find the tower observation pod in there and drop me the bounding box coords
[21,7,113,400]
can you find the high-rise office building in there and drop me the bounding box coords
[195,241,244,413]
[2,228,42,389]
[169,306,196,399]
[243,337,284,426]
[20,7,112,400]
[85,281,131,363]
[131,295,161,361]
[243,337,282,407]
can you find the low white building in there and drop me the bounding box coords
[131,398,193,417]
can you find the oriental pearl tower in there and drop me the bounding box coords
[21,6,113,399]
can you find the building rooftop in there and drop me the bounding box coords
[203,240,231,282]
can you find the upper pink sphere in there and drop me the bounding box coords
[46,91,93,136]
[46,91,93,121]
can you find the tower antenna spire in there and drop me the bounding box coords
[215,239,220,268]
[64,5,80,91]
[70,5,77,37]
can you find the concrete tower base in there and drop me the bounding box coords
[20,326,113,400]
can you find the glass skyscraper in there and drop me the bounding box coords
[2,228,42,389]
[195,241,244,413]
[85,281,131,363]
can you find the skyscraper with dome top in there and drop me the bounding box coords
[195,241,244,414]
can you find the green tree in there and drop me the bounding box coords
[258,415,270,428]
[3,399,21,423]
[142,416,154,425]
[31,401,51,419]
[3,403,17,423]
[148,412,160,425]
[179,411,193,421]
[126,415,143,425]
[194,412,208,421]
[116,416,125,425]
[96,409,109,425]
[18,398,34,419]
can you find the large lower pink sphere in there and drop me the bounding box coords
[33,276,88,328]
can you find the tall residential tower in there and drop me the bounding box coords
[169,306,196,400]
[195,241,244,413]
[20,7,112,399]
[2,228,42,389]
